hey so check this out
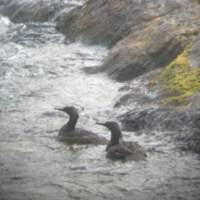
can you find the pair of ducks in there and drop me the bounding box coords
[55,106,146,161]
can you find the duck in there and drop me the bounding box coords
[55,106,107,145]
[97,121,147,161]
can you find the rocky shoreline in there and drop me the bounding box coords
[56,0,200,153]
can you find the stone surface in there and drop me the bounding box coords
[189,93,200,112]
[57,0,200,81]
[119,106,200,153]
[99,22,183,81]
[114,67,200,153]
[189,34,200,68]
[120,107,199,132]
[0,0,83,23]
[57,0,180,47]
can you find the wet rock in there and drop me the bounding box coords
[112,33,200,153]
[187,129,200,154]
[56,0,181,47]
[189,34,200,68]
[56,5,82,39]
[99,22,183,81]
[100,23,183,82]
[119,107,200,153]
[57,0,200,81]
[114,69,161,108]
[115,70,200,153]
[0,0,66,23]
[120,107,199,132]
[189,93,200,112]
[99,1,200,81]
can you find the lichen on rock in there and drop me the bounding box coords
[158,47,200,105]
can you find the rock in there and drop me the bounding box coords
[189,34,200,68]
[120,107,199,132]
[99,22,184,81]
[56,5,82,40]
[57,0,200,81]
[114,65,200,153]
[56,0,180,47]
[119,106,200,153]
[189,93,200,112]
[114,69,161,108]
[0,0,67,23]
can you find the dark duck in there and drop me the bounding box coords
[55,106,107,145]
[97,121,147,161]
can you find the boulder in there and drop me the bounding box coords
[120,107,199,132]
[119,107,200,153]
[99,22,184,81]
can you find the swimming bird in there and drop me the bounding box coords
[97,121,147,161]
[55,106,107,145]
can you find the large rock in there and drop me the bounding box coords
[57,0,200,81]
[119,107,200,153]
[56,0,181,47]
[99,1,200,81]
[99,22,184,81]
[114,65,200,153]
[120,107,199,132]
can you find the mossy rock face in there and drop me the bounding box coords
[56,0,200,81]
[158,47,200,105]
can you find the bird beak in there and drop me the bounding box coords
[54,107,64,112]
[96,122,106,126]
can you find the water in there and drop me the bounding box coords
[0,2,200,200]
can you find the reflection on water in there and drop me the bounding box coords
[0,7,200,200]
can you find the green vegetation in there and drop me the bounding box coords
[158,48,200,105]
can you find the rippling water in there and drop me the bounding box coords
[0,2,200,200]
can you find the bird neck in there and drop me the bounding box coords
[110,128,122,146]
[67,113,78,130]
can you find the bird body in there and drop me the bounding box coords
[58,127,107,145]
[56,106,107,145]
[106,141,146,161]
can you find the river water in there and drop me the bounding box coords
[0,1,200,200]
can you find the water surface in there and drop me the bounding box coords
[0,3,200,200]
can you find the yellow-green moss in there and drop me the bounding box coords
[159,48,200,105]
[193,0,200,4]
